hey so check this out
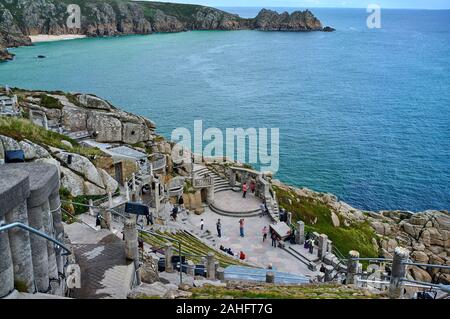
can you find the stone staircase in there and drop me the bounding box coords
[209,203,261,218]
[194,166,233,193]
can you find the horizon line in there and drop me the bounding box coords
[216,6,450,11]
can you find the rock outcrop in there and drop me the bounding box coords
[253,9,323,31]
[0,0,333,61]
[19,90,156,144]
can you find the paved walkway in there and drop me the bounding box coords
[190,208,318,278]
[65,223,134,299]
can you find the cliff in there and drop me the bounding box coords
[0,0,333,61]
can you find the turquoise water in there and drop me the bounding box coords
[1,8,449,212]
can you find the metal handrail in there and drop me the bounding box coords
[0,222,71,256]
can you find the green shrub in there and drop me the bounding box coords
[39,94,63,109]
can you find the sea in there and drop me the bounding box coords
[1,8,449,212]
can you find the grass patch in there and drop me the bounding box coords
[38,94,63,110]
[273,185,378,260]
[0,117,102,158]
[190,283,383,299]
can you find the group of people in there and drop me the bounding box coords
[242,180,256,198]
[219,245,246,260]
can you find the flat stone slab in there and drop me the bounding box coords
[0,168,30,216]
[290,245,321,263]
[5,163,59,207]
[212,190,262,214]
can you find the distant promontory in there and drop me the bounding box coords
[0,0,334,62]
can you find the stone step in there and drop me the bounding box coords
[209,203,261,218]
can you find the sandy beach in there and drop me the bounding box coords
[29,34,87,43]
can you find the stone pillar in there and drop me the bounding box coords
[229,171,236,187]
[318,234,328,260]
[206,253,216,280]
[295,221,305,245]
[100,209,112,231]
[49,189,64,276]
[287,212,292,226]
[108,192,113,208]
[43,114,48,130]
[42,201,59,285]
[125,186,130,202]
[186,260,195,276]
[389,247,410,299]
[165,243,174,273]
[327,240,333,254]
[216,267,225,281]
[154,182,160,213]
[346,250,360,285]
[124,218,139,261]
[88,199,94,216]
[206,181,215,204]
[0,226,14,297]
[28,204,50,292]
[132,173,136,192]
[266,271,275,284]
[5,201,35,293]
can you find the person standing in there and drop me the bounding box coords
[200,219,204,231]
[271,231,278,248]
[260,203,266,218]
[262,226,268,242]
[250,180,256,194]
[216,219,222,238]
[239,219,245,237]
[242,183,248,198]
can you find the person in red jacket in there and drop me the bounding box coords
[239,251,246,260]
[242,183,248,198]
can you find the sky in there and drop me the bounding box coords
[145,1,450,10]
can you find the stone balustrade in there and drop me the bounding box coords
[0,163,68,298]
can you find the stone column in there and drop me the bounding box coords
[206,180,215,204]
[295,221,305,245]
[318,234,328,260]
[28,204,50,292]
[5,202,35,293]
[287,212,292,226]
[216,267,225,281]
[88,199,94,216]
[327,240,333,254]
[154,182,160,213]
[124,218,138,261]
[186,260,195,276]
[100,209,112,231]
[346,250,360,285]
[229,171,236,187]
[108,192,113,208]
[389,247,410,299]
[42,201,59,284]
[206,253,216,280]
[49,189,64,276]
[266,271,275,283]
[165,243,174,273]
[0,227,14,297]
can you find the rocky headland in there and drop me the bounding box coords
[0,0,334,61]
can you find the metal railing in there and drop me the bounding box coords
[0,222,71,256]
